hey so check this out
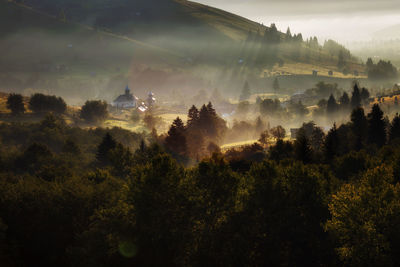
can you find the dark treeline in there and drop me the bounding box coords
[1,98,400,266]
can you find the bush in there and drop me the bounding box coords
[29,93,66,114]
[6,93,25,115]
[80,100,108,123]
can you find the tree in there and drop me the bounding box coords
[29,93,66,114]
[327,94,338,115]
[62,139,81,155]
[258,130,270,146]
[294,129,312,163]
[339,92,350,111]
[360,88,370,104]
[240,81,251,101]
[80,100,108,123]
[187,105,199,128]
[7,93,25,115]
[350,84,361,109]
[326,166,400,266]
[286,27,292,39]
[96,133,117,165]
[366,57,374,71]
[270,125,286,139]
[389,113,400,143]
[350,107,368,151]
[165,117,187,156]
[367,104,386,147]
[324,124,339,161]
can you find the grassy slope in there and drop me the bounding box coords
[0,0,365,102]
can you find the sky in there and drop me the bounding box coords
[196,0,400,43]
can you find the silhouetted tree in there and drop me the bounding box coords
[324,123,339,161]
[327,94,338,115]
[389,113,400,143]
[367,104,386,147]
[165,117,187,156]
[339,92,350,111]
[7,93,25,115]
[29,93,66,114]
[350,84,361,109]
[96,133,117,165]
[360,88,370,105]
[270,125,286,139]
[351,107,368,151]
[187,105,199,128]
[258,130,270,146]
[295,129,312,163]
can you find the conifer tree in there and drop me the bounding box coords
[187,105,199,128]
[327,94,338,115]
[295,129,312,163]
[367,104,386,147]
[339,92,350,111]
[389,113,400,143]
[96,133,117,165]
[351,84,361,109]
[165,117,187,156]
[360,88,370,104]
[324,123,339,161]
[351,107,368,151]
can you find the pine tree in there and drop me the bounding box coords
[351,107,368,151]
[366,58,374,71]
[324,123,339,161]
[96,133,117,165]
[206,102,217,117]
[340,92,350,111]
[360,88,370,104]
[240,81,251,101]
[286,27,292,40]
[165,117,187,156]
[187,105,199,128]
[295,129,313,163]
[367,104,386,147]
[389,113,400,143]
[351,84,361,109]
[327,94,338,115]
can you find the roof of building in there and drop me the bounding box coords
[114,94,137,103]
[113,85,138,103]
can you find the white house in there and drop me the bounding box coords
[112,86,138,109]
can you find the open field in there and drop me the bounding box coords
[268,62,367,79]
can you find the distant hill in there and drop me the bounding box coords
[0,0,364,103]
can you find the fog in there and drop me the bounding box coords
[196,0,400,42]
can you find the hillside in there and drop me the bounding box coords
[0,0,365,103]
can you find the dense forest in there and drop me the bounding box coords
[1,89,400,266]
